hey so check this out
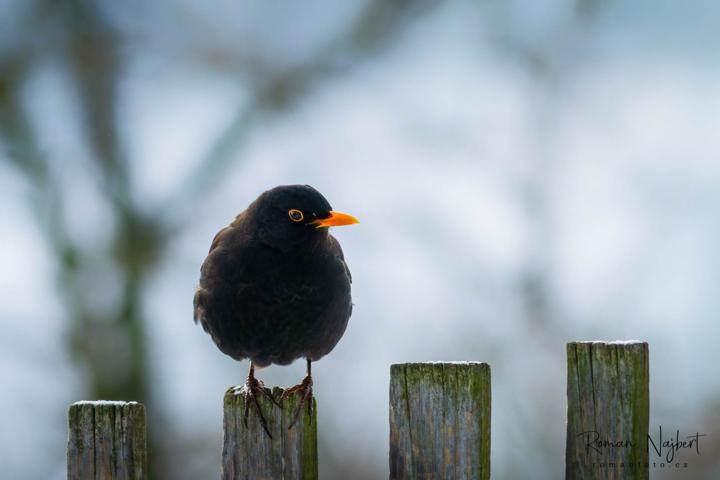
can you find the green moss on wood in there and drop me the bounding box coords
[67,401,147,480]
[222,385,318,480]
[566,341,649,480]
[390,362,491,480]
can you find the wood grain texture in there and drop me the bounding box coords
[222,386,317,480]
[67,401,147,480]
[389,362,491,480]
[566,341,649,480]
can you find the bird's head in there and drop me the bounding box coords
[250,185,359,249]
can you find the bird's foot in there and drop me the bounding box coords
[281,375,314,429]
[234,375,280,438]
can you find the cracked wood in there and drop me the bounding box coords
[565,341,649,480]
[222,386,317,480]
[389,362,491,480]
[67,401,147,480]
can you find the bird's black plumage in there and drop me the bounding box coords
[193,185,354,368]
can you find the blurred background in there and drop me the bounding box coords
[2,0,719,478]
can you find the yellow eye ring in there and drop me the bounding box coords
[288,209,304,222]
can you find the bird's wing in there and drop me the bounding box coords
[192,287,205,325]
[194,216,243,325]
[208,210,246,253]
[208,226,231,253]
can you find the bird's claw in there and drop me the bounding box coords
[240,375,278,438]
[281,375,314,429]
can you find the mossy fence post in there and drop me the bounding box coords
[389,362,491,480]
[222,386,318,480]
[566,341,649,480]
[65,340,652,479]
[67,401,147,480]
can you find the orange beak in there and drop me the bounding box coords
[312,210,360,228]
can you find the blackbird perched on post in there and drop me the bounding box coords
[193,185,358,436]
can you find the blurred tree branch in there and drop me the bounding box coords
[0,1,438,478]
[2,1,165,476]
[484,2,610,475]
[487,0,609,331]
[168,0,438,218]
[0,52,82,296]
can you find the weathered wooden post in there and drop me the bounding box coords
[389,362,491,480]
[222,386,317,480]
[67,401,147,480]
[566,341,649,480]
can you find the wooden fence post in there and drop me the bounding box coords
[67,401,147,480]
[389,362,491,480]
[566,341,649,480]
[222,386,317,480]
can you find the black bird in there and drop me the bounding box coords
[193,185,358,435]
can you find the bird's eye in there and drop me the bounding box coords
[288,209,304,222]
